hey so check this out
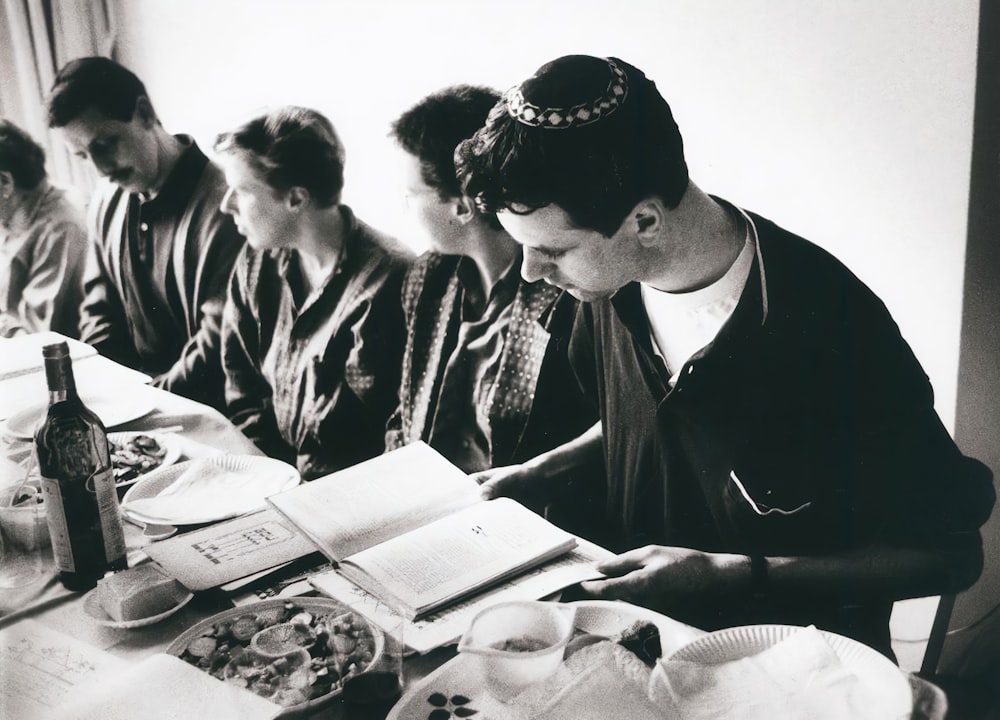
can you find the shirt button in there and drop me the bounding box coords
[139,222,149,232]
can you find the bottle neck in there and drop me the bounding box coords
[43,354,78,404]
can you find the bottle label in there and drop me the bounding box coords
[40,476,74,572]
[40,467,125,573]
[92,467,126,562]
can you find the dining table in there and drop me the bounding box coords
[0,334,951,720]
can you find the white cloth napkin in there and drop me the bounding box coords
[650,626,912,720]
[122,458,287,525]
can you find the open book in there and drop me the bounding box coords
[266,442,577,620]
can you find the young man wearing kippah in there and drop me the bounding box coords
[457,54,994,658]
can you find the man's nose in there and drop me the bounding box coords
[521,248,550,284]
[220,188,236,215]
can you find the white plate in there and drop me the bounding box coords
[107,431,183,489]
[4,394,156,440]
[386,600,691,720]
[120,455,300,526]
[661,624,913,717]
[82,587,194,629]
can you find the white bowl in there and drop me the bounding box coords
[457,601,576,700]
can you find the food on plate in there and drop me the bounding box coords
[110,434,167,483]
[177,602,377,707]
[617,620,662,667]
[95,563,189,621]
[490,636,550,652]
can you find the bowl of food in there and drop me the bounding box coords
[167,597,383,716]
[457,600,576,700]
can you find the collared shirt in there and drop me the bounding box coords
[0,184,86,337]
[568,204,992,653]
[429,256,520,472]
[222,206,412,480]
[80,136,243,409]
[641,209,756,382]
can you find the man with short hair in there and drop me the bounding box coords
[47,56,243,409]
[457,54,994,658]
[385,86,601,532]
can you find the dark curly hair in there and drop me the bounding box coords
[391,85,503,231]
[47,56,153,128]
[456,55,689,237]
[214,106,345,209]
[0,120,46,190]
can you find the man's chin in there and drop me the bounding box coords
[565,287,611,302]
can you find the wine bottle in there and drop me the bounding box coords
[35,342,126,590]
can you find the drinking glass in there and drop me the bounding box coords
[0,452,47,589]
[341,615,405,720]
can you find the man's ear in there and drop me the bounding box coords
[134,96,158,127]
[287,186,309,210]
[631,198,666,247]
[453,195,477,225]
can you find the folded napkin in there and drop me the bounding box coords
[510,640,663,720]
[650,626,912,720]
[122,457,287,525]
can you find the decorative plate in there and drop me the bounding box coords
[386,600,693,720]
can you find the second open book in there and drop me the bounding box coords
[266,442,578,620]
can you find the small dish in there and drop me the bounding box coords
[457,600,576,701]
[82,587,194,629]
[108,431,183,489]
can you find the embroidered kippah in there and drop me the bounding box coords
[505,58,628,129]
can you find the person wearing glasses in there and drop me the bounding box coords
[386,85,601,534]
[457,54,994,658]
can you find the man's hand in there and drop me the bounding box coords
[472,463,550,514]
[578,545,750,612]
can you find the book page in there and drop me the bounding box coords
[342,498,576,618]
[267,442,481,560]
[311,538,613,654]
[0,619,125,720]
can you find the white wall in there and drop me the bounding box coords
[113,0,978,431]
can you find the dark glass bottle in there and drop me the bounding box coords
[35,342,126,590]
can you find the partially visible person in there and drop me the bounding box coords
[457,54,994,658]
[0,120,86,338]
[46,57,243,409]
[385,86,601,532]
[216,106,412,479]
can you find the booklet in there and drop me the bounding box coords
[266,442,578,620]
[310,538,613,654]
[144,508,318,591]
